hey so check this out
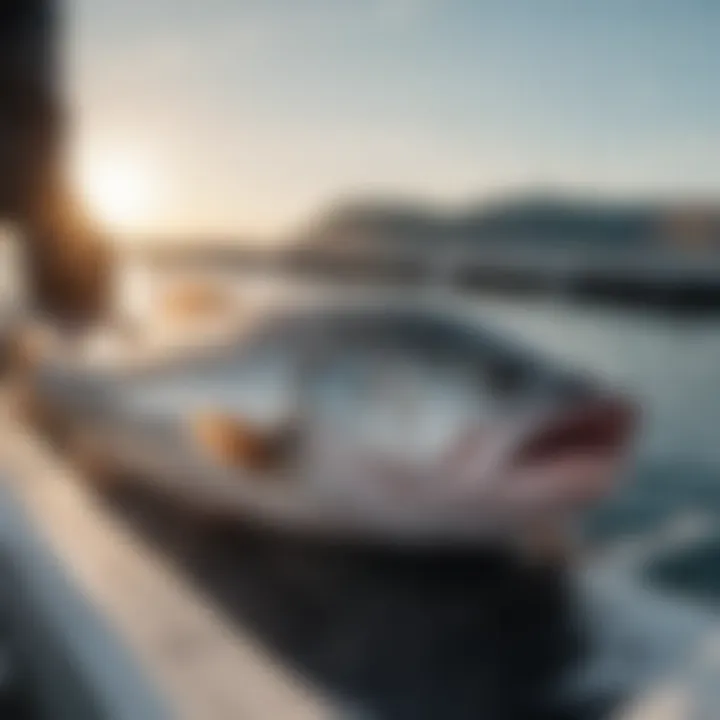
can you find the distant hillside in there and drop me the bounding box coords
[302,196,720,253]
[132,196,720,268]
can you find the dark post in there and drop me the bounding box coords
[0,0,111,327]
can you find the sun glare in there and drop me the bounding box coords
[75,150,157,234]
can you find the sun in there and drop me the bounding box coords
[74,149,157,234]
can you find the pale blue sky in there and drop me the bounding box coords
[69,0,720,238]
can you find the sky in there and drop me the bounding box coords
[68,0,720,240]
